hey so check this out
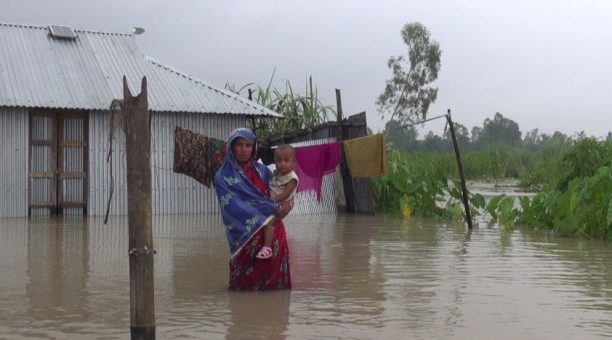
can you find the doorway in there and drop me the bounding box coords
[28,111,88,216]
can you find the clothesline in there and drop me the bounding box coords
[172,128,388,202]
[383,113,448,134]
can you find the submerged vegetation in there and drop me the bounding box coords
[374,133,612,240]
[373,149,486,221]
[485,138,612,240]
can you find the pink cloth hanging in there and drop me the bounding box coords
[294,142,341,201]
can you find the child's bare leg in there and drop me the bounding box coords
[263,224,275,247]
[257,224,275,259]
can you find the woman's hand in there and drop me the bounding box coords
[276,199,294,219]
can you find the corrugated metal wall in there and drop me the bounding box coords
[0,107,29,217]
[88,110,247,216]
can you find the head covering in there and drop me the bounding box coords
[226,127,257,163]
[214,128,278,257]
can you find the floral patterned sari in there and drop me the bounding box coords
[213,128,291,290]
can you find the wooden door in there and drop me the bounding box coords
[29,111,88,216]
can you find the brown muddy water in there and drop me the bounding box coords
[1,213,611,339]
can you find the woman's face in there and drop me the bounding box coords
[232,137,254,164]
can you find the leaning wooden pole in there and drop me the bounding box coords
[446,109,473,229]
[123,76,156,339]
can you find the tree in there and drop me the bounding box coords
[377,22,441,125]
[523,128,542,152]
[385,119,418,151]
[422,131,448,152]
[479,112,522,147]
[443,122,470,149]
[471,126,483,145]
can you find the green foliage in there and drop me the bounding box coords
[384,113,525,153]
[487,165,612,239]
[384,147,534,184]
[473,112,522,148]
[377,22,441,124]
[520,136,612,191]
[481,138,612,239]
[225,72,334,139]
[376,138,612,240]
[386,120,418,150]
[555,137,610,190]
[372,150,485,223]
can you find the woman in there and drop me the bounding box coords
[213,128,293,290]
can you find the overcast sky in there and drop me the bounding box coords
[3,0,611,137]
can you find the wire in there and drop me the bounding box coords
[383,113,448,134]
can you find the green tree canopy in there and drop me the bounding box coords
[443,121,470,148]
[385,119,418,151]
[475,112,522,147]
[377,22,441,125]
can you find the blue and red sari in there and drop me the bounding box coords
[213,128,291,290]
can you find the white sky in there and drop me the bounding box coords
[2,0,611,137]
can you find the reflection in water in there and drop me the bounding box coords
[25,218,90,336]
[0,213,611,339]
[226,291,290,340]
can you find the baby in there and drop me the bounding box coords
[257,144,299,259]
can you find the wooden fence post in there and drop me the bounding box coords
[335,89,355,212]
[446,109,473,229]
[123,76,156,339]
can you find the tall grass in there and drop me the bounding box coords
[225,72,334,139]
[486,138,612,239]
[389,147,536,185]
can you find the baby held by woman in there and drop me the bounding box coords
[257,145,299,259]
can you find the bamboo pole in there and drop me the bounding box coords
[122,76,156,339]
[446,109,473,229]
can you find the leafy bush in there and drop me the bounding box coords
[487,165,612,240]
[373,150,485,222]
[487,139,612,239]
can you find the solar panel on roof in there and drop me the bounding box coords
[48,25,77,39]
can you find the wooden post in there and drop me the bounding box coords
[123,76,156,339]
[446,109,473,229]
[336,89,355,212]
[335,89,343,141]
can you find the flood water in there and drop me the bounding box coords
[1,213,611,339]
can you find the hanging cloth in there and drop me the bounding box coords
[173,126,226,187]
[342,134,388,178]
[294,142,341,201]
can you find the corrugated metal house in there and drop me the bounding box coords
[0,22,282,218]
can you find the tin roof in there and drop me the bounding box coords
[0,22,280,116]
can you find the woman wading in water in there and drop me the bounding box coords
[213,128,293,290]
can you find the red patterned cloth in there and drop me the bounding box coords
[228,162,292,291]
[173,126,226,187]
